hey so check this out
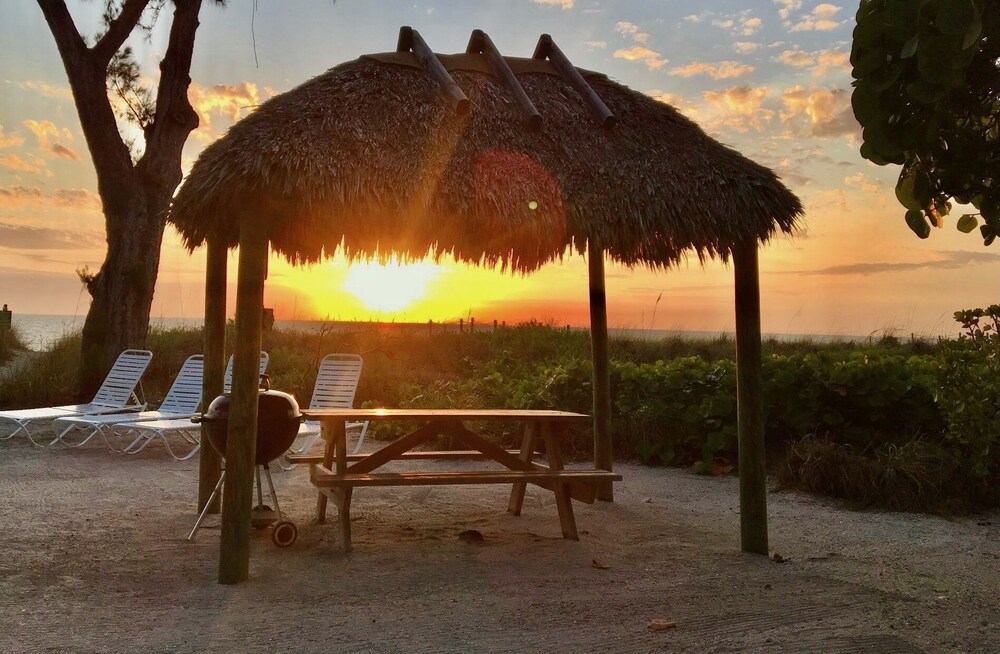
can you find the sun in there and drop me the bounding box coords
[342,259,440,313]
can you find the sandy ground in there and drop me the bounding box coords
[1,427,998,654]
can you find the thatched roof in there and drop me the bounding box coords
[170,50,803,271]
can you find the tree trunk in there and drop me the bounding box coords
[78,183,169,394]
[36,0,204,397]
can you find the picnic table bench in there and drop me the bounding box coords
[291,408,621,551]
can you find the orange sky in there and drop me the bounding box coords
[2,1,999,338]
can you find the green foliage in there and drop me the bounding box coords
[0,327,27,368]
[851,0,1000,243]
[3,318,1000,513]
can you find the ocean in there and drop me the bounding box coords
[8,313,870,351]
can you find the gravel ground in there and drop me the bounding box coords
[1,429,998,653]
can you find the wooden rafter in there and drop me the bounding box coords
[467,29,542,131]
[533,33,616,129]
[397,26,470,115]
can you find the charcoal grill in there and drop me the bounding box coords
[187,374,302,547]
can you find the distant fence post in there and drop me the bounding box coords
[459,318,464,333]
[470,317,475,332]
[428,319,433,336]
[0,304,10,331]
[493,319,498,330]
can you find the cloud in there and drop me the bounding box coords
[531,0,573,8]
[615,21,649,44]
[0,185,99,210]
[13,81,73,101]
[0,222,102,250]
[773,0,803,21]
[712,14,762,36]
[779,86,857,137]
[843,172,883,194]
[23,119,80,160]
[733,42,761,54]
[669,61,755,80]
[789,3,843,31]
[188,83,262,137]
[584,40,607,49]
[776,48,850,76]
[0,124,24,149]
[702,86,774,132]
[613,46,668,70]
[798,251,1000,276]
[0,153,48,176]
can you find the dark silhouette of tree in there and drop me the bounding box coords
[37,0,224,393]
[851,0,1000,243]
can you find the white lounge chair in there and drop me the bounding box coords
[114,351,269,460]
[0,349,153,446]
[51,354,205,449]
[287,353,368,462]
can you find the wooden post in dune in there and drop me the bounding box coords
[587,241,613,501]
[218,220,267,584]
[733,241,768,555]
[199,236,227,514]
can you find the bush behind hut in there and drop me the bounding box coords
[1,320,995,513]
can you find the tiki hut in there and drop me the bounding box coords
[169,28,803,584]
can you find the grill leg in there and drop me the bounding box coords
[188,471,225,541]
[262,463,282,521]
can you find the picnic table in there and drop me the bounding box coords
[288,408,622,552]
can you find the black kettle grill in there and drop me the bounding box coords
[187,374,302,547]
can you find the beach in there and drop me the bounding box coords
[1,432,996,653]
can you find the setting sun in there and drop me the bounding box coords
[342,259,441,313]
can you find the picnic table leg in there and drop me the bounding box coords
[317,420,334,523]
[508,421,539,516]
[541,421,578,540]
[337,487,353,552]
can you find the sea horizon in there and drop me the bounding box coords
[4,312,922,352]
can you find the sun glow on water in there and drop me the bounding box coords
[342,258,441,313]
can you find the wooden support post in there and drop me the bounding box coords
[587,241,613,501]
[466,29,542,130]
[397,26,470,115]
[198,236,227,514]
[734,242,768,555]
[533,34,616,129]
[218,220,268,585]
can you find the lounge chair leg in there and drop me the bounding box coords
[188,472,225,541]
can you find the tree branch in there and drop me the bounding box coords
[36,0,87,59]
[93,0,153,65]
[138,0,202,196]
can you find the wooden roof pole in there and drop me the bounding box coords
[733,241,768,555]
[397,26,471,115]
[532,34,616,129]
[198,235,227,515]
[218,219,268,585]
[466,29,542,131]
[587,241,613,501]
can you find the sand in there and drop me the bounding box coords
[1,430,997,653]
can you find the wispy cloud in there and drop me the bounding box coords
[712,14,762,36]
[613,46,668,70]
[23,119,80,160]
[843,172,883,194]
[0,153,48,176]
[776,48,850,77]
[13,80,73,101]
[531,0,574,8]
[0,185,99,210]
[773,0,803,21]
[703,86,774,132]
[796,251,1000,276]
[779,86,857,137]
[584,40,607,49]
[733,41,761,54]
[0,222,102,250]
[670,61,755,80]
[0,124,24,149]
[789,3,843,31]
[615,21,649,44]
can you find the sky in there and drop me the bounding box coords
[0,0,997,338]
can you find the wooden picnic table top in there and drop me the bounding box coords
[302,408,590,423]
